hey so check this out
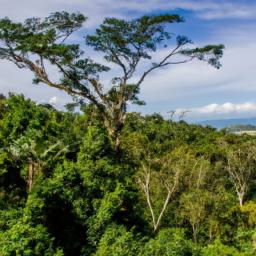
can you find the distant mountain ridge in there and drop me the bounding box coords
[197,117,256,129]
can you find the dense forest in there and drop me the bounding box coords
[0,94,256,255]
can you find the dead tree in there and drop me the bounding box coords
[178,110,189,121]
[137,162,181,232]
[167,110,176,121]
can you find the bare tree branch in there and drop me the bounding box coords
[135,44,191,86]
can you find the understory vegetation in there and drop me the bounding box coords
[1,94,256,255]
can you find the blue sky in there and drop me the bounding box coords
[0,0,256,121]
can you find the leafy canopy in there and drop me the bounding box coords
[0,12,224,144]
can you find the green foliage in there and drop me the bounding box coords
[0,220,62,256]
[234,228,256,255]
[201,239,244,256]
[1,94,256,255]
[143,228,196,256]
[180,189,211,243]
[86,15,223,71]
[0,11,86,66]
[87,184,127,245]
[241,201,256,227]
[93,224,142,256]
[86,15,183,63]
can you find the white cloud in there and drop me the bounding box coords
[175,101,256,121]
[49,96,58,104]
[197,2,256,20]
[184,102,256,114]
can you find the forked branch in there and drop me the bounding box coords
[137,163,181,232]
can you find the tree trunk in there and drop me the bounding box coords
[238,192,244,206]
[153,189,171,232]
[104,115,123,153]
[28,158,34,191]
[192,224,198,243]
[114,136,121,153]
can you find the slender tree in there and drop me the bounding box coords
[0,12,224,149]
[137,149,189,232]
[137,162,181,232]
[8,130,68,191]
[180,190,210,243]
[226,145,256,206]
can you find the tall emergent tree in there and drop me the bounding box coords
[0,12,224,149]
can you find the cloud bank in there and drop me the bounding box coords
[181,102,256,117]
[0,0,255,24]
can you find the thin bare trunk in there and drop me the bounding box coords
[238,192,244,206]
[154,188,172,232]
[28,158,34,191]
[138,165,179,232]
[209,225,213,243]
[139,170,157,230]
[192,224,198,243]
[114,136,121,153]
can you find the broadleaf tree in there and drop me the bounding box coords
[0,12,224,150]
